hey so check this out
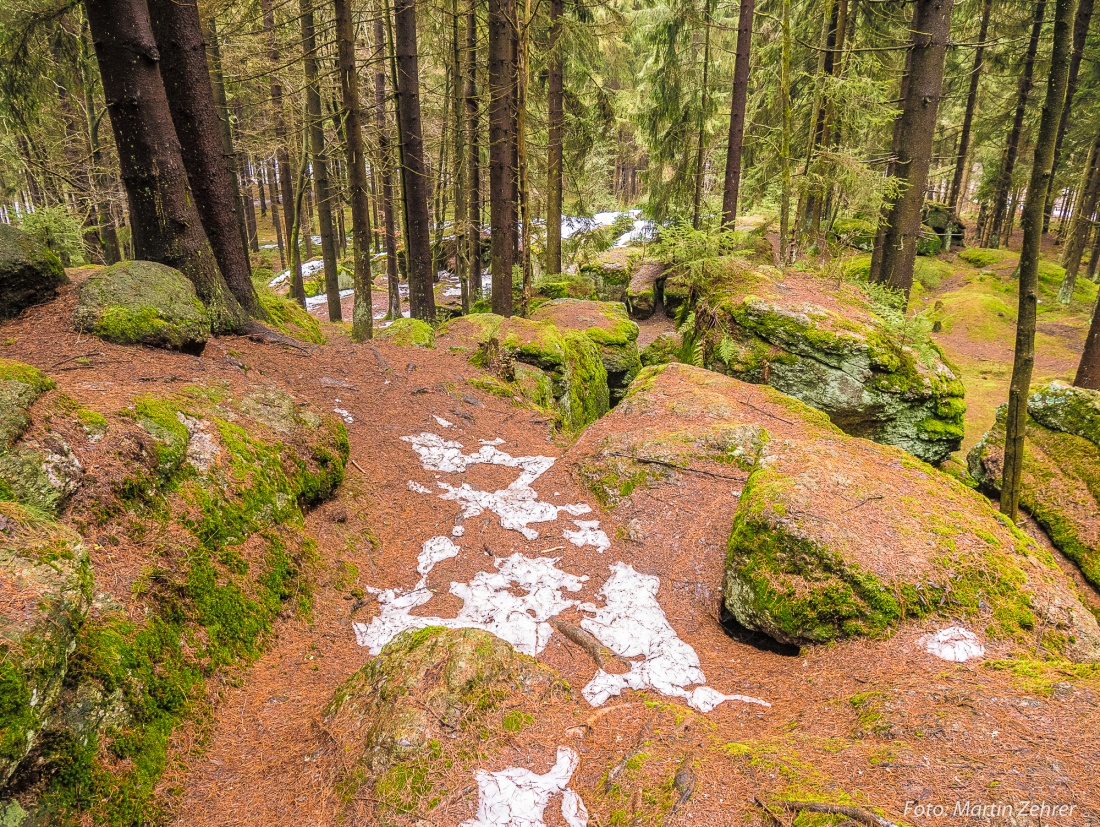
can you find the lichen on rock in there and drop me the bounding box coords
[73,260,211,352]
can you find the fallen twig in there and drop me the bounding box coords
[843,494,884,513]
[349,459,366,475]
[49,352,102,369]
[737,398,795,425]
[664,754,695,823]
[606,452,745,482]
[779,800,901,827]
[245,321,313,352]
[551,618,631,674]
[752,795,786,826]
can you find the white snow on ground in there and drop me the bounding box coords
[579,563,770,712]
[333,407,354,424]
[352,553,586,656]
[407,480,432,494]
[356,431,767,715]
[920,627,985,662]
[269,257,324,287]
[461,747,588,827]
[433,415,454,428]
[563,520,611,554]
[306,288,354,310]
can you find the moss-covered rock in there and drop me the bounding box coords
[255,287,326,344]
[323,627,561,817]
[0,502,92,785]
[625,262,665,320]
[0,360,54,450]
[73,261,210,352]
[439,312,610,429]
[376,317,435,348]
[968,384,1100,589]
[0,224,67,321]
[641,332,680,367]
[683,260,965,463]
[531,299,641,404]
[828,217,876,252]
[575,364,1100,656]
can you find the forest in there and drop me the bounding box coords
[1,0,1100,823]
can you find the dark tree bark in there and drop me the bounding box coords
[334,0,373,339]
[1045,0,1095,232]
[147,0,262,318]
[1058,135,1100,301]
[266,157,285,268]
[545,0,564,275]
[452,0,470,311]
[720,0,754,228]
[466,0,484,294]
[1001,0,1073,519]
[488,0,516,315]
[79,24,122,266]
[948,0,991,209]
[799,0,844,239]
[870,0,953,299]
[258,157,268,217]
[1078,290,1100,390]
[985,0,1045,248]
[691,0,713,230]
[391,0,436,320]
[373,11,402,320]
[84,0,246,332]
[261,0,302,301]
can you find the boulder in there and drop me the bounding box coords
[323,627,559,815]
[73,261,210,353]
[0,502,92,785]
[0,224,67,321]
[640,332,680,367]
[375,317,435,348]
[969,382,1100,587]
[530,299,641,404]
[0,360,54,450]
[439,312,609,430]
[684,260,965,463]
[576,364,1100,657]
[625,262,665,320]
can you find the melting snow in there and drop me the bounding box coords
[407,481,432,494]
[460,747,588,827]
[563,520,611,554]
[920,627,985,662]
[579,563,771,712]
[333,407,354,424]
[418,536,460,575]
[433,415,454,428]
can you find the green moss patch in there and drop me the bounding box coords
[255,288,325,344]
[0,223,68,321]
[376,318,435,348]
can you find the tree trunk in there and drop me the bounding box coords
[300,0,342,321]
[373,11,402,320]
[871,0,953,300]
[466,0,484,295]
[986,0,1045,248]
[266,157,285,268]
[721,0,754,228]
[516,0,532,313]
[258,158,268,218]
[79,22,122,264]
[452,0,470,311]
[147,0,262,318]
[948,0,991,209]
[391,0,436,320]
[691,0,712,230]
[1058,135,1100,301]
[1045,0,1095,232]
[334,0,374,339]
[488,0,516,314]
[85,0,246,332]
[545,0,564,274]
[1001,0,1073,519]
[778,0,791,265]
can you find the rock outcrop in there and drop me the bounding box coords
[969,382,1100,587]
[438,312,610,429]
[576,364,1100,656]
[530,299,641,404]
[680,260,965,463]
[73,261,211,352]
[0,224,67,321]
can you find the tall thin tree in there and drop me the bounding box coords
[373,10,402,320]
[466,0,484,294]
[488,0,516,314]
[545,0,564,274]
[452,0,470,311]
[721,0,754,229]
[947,0,991,209]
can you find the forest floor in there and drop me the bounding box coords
[6,259,1099,826]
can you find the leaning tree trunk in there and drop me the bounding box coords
[84,0,246,333]
[1045,0,1095,232]
[545,0,564,275]
[466,0,484,295]
[948,0,991,209]
[1058,135,1100,301]
[721,0,754,228]
[334,0,373,339]
[146,0,262,318]
[300,0,342,321]
[373,10,402,320]
[871,0,953,300]
[986,0,1045,248]
[391,0,436,320]
[488,0,517,315]
[1001,0,1073,520]
[1077,287,1100,389]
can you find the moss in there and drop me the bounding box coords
[984,658,1100,696]
[255,288,325,344]
[0,223,68,321]
[376,318,435,348]
[0,359,54,394]
[958,247,1015,268]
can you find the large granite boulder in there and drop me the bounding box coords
[73,261,210,353]
[0,502,91,785]
[576,364,1100,657]
[680,260,965,463]
[0,224,67,321]
[969,382,1100,587]
[439,312,609,429]
[531,299,641,404]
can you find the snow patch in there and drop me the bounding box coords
[579,563,770,712]
[460,747,588,827]
[306,288,355,310]
[352,553,586,656]
[418,536,460,575]
[433,415,454,428]
[407,481,432,494]
[920,627,985,663]
[563,520,611,554]
[333,407,354,424]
